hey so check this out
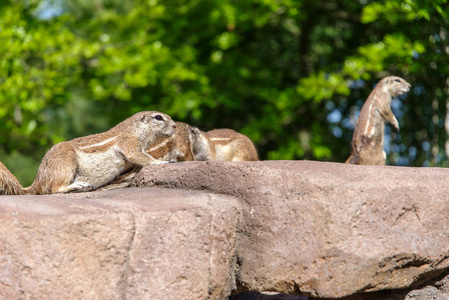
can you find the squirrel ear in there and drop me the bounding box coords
[140,115,147,122]
[385,78,390,84]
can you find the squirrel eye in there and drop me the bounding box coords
[154,114,164,121]
[394,79,400,82]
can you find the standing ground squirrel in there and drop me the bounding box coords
[345,76,411,165]
[190,127,259,161]
[0,111,176,195]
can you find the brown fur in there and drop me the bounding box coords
[190,127,259,161]
[0,111,176,195]
[345,76,411,165]
[147,122,195,162]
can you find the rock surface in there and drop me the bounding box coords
[133,161,449,298]
[1,160,449,299]
[0,188,240,299]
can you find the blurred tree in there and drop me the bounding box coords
[0,0,448,185]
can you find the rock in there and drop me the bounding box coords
[133,161,449,298]
[2,160,449,299]
[0,188,241,299]
[404,272,449,300]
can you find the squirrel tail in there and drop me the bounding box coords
[0,161,26,195]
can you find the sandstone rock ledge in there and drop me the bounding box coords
[1,160,449,300]
[0,187,240,299]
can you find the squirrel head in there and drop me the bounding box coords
[134,111,176,138]
[186,125,207,155]
[382,76,411,97]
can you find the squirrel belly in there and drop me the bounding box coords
[0,111,176,195]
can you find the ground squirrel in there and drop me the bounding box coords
[97,121,195,191]
[190,127,259,161]
[0,111,176,195]
[345,76,411,165]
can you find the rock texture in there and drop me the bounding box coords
[0,188,240,299]
[133,161,449,298]
[1,160,449,299]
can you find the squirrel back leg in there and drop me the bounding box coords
[345,154,359,164]
[28,142,83,194]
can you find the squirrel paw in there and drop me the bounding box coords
[62,181,96,193]
[152,160,172,165]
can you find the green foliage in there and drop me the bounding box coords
[361,0,447,24]
[0,0,448,185]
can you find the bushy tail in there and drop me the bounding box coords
[0,161,26,195]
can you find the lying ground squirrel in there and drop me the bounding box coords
[98,121,195,191]
[345,76,411,165]
[0,111,176,195]
[190,127,259,161]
